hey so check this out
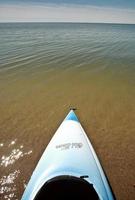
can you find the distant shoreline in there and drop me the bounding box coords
[0,22,135,25]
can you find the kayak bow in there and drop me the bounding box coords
[21,110,116,200]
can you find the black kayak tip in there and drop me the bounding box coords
[70,107,77,111]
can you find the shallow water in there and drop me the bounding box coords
[0,23,135,200]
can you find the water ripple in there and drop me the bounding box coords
[0,23,135,76]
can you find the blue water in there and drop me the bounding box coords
[0,23,135,76]
[0,23,135,200]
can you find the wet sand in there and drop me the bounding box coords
[0,68,135,200]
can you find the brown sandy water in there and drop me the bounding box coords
[0,23,135,200]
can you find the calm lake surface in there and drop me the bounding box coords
[0,23,135,200]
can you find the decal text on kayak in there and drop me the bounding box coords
[55,143,83,150]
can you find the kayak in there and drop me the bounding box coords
[21,110,116,200]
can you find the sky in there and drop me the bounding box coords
[0,0,135,23]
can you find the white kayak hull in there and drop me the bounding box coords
[21,110,115,200]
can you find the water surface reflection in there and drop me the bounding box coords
[0,139,32,200]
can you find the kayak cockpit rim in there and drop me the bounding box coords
[33,175,100,200]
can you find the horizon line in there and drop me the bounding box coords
[0,21,135,25]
